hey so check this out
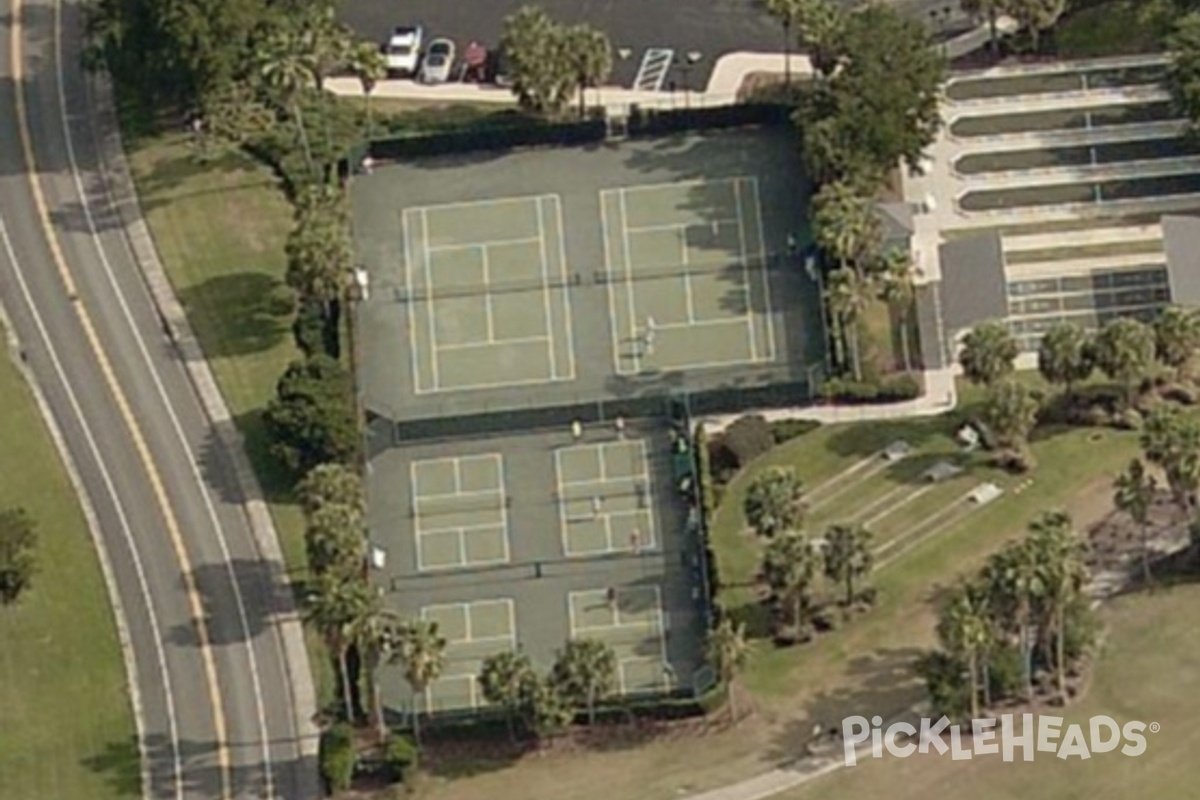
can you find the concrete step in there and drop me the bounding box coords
[945,85,1169,120]
[1005,251,1167,278]
[949,120,1189,155]
[1002,223,1163,251]
[957,154,1200,190]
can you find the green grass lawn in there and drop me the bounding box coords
[1055,0,1166,58]
[779,580,1200,800]
[0,347,138,799]
[123,133,335,703]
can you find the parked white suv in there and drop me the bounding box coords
[384,26,423,77]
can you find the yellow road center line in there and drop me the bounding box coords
[10,2,233,797]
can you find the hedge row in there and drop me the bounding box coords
[820,374,922,405]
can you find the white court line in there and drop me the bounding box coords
[552,196,578,381]
[415,486,506,503]
[415,194,553,215]
[748,176,778,361]
[496,453,513,566]
[651,318,746,332]
[427,235,542,252]
[401,209,423,395]
[619,176,744,194]
[732,178,758,362]
[678,226,698,324]
[618,188,643,374]
[417,371,570,395]
[599,190,626,378]
[535,196,557,379]
[437,335,550,352]
[419,208,443,391]
[479,245,496,342]
[625,217,740,234]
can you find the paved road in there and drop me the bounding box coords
[340,0,972,90]
[0,0,319,798]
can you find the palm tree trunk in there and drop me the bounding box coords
[727,679,738,721]
[587,686,596,726]
[365,90,374,140]
[291,99,317,181]
[339,646,354,723]
[988,9,998,53]
[412,698,423,746]
[372,675,386,744]
[1056,605,1068,703]
[981,659,992,708]
[1141,522,1153,586]
[845,573,853,607]
[968,650,979,723]
[849,324,862,382]
[782,19,791,85]
[899,307,912,372]
[1019,620,1033,701]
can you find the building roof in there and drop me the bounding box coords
[876,201,915,248]
[937,231,1008,334]
[1163,215,1200,305]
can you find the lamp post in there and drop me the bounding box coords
[783,17,792,86]
[680,51,702,108]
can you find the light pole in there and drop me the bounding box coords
[681,51,702,108]
[783,17,792,86]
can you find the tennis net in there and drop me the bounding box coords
[412,493,510,517]
[556,483,650,505]
[395,272,582,301]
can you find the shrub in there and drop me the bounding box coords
[770,418,820,444]
[383,734,419,784]
[821,374,922,404]
[319,723,356,793]
[263,355,360,477]
[987,643,1024,702]
[722,414,775,467]
[693,423,716,524]
[1161,383,1200,406]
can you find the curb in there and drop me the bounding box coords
[82,69,322,773]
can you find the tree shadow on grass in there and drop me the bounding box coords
[761,646,927,766]
[178,272,293,359]
[81,737,141,798]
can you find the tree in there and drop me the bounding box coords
[1037,321,1094,398]
[563,24,612,117]
[1005,0,1067,53]
[0,508,38,605]
[391,620,448,744]
[305,573,374,722]
[1140,404,1200,517]
[812,179,882,273]
[520,674,575,738]
[1092,317,1157,408]
[875,248,917,371]
[936,579,992,722]
[743,467,805,537]
[763,0,843,80]
[1168,12,1200,127]
[1026,510,1087,703]
[1153,305,1200,379]
[822,523,873,607]
[263,355,359,476]
[706,617,752,719]
[1113,458,1158,586]
[825,267,873,381]
[304,503,366,580]
[959,320,1019,387]
[346,40,387,137]
[348,598,399,743]
[256,27,319,179]
[285,199,352,324]
[297,463,366,517]
[761,532,822,635]
[479,651,538,741]
[551,638,618,725]
[980,378,1041,453]
[500,6,575,115]
[982,540,1044,701]
[295,3,352,92]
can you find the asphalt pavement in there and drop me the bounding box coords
[0,0,319,797]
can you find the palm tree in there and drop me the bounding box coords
[305,573,374,722]
[1153,305,1200,380]
[958,320,1019,387]
[761,532,822,635]
[936,579,992,722]
[297,5,353,92]
[812,179,881,274]
[960,0,1006,53]
[1027,511,1087,704]
[825,267,872,381]
[565,24,612,117]
[285,206,352,309]
[822,523,873,607]
[980,378,1041,454]
[1113,458,1157,587]
[1037,321,1094,400]
[875,248,917,371]
[551,638,618,725]
[1140,405,1200,519]
[257,29,319,179]
[983,541,1044,702]
[479,651,538,742]
[764,0,844,79]
[348,595,399,742]
[742,466,805,537]
[345,40,387,138]
[297,463,365,517]
[391,620,447,745]
[706,617,752,719]
[303,502,365,580]
[1092,317,1156,409]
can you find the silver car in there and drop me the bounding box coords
[419,38,456,84]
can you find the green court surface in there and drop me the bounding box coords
[555,439,657,557]
[410,454,511,571]
[568,586,670,694]
[402,194,576,394]
[421,599,517,711]
[599,177,776,375]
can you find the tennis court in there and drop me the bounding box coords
[568,586,671,694]
[599,176,777,375]
[402,194,577,394]
[420,598,517,712]
[555,439,657,557]
[410,454,511,571]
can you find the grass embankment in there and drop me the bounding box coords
[0,346,138,799]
